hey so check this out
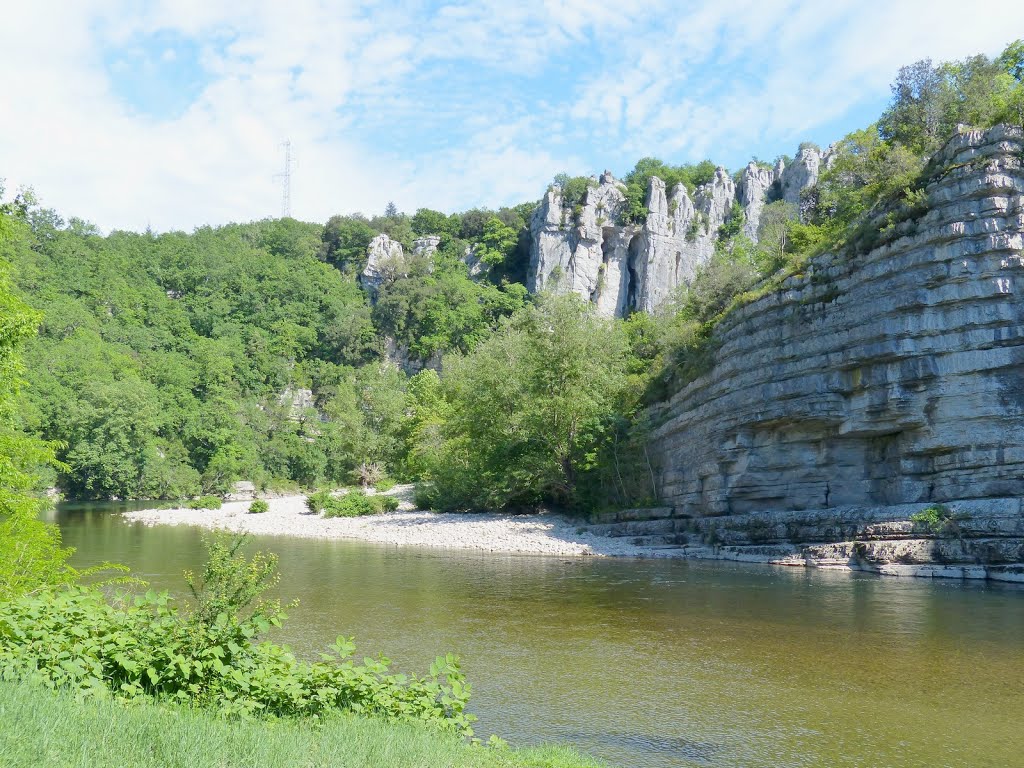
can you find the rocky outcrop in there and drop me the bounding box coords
[739,163,774,239]
[528,143,824,317]
[779,145,822,205]
[384,336,442,376]
[614,124,1024,578]
[360,233,405,300]
[412,236,440,257]
[278,387,316,419]
[584,499,1024,581]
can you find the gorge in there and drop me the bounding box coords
[585,125,1024,578]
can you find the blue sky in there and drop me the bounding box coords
[2,1,1022,232]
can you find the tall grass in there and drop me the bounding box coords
[0,681,609,768]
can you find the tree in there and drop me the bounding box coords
[384,201,399,218]
[998,39,1024,82]
[475,216,518,266]
[457,208,492,241]
[878,59,946,152]
[0,205,75,597]
[753,201,798,275]
[411,208,460,238]
[422,295,628,512]
[319,214,376,272]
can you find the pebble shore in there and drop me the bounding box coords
[121,486,665,558]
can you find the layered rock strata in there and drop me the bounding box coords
[585,499,1024,580]
[603,124,1024,578]
[527,145,829,317]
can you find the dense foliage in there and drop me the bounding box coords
[3,201,531,500]
[3,41,1021,515]
[0,196,81,598]
[417,296,630,512]
[0,536,476,734]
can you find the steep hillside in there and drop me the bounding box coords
[589,125,1024,578]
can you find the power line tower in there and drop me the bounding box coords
[274,139,293,218]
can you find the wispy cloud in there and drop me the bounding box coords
[1,0,1021,232]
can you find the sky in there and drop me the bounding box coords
[2,1,1022,233]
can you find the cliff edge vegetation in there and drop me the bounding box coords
[1,41,1022,517]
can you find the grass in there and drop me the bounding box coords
[0,681,610,768]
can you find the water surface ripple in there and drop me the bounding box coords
[52,503,1024,768]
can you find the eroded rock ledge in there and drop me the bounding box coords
[601,124,1024,579]
[586,499,1024,581]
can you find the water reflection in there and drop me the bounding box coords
[54,502,1024,768]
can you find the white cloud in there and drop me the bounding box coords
[0,1,1022,232]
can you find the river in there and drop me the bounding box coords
[51,502,1024,768]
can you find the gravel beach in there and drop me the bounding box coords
[121,486,665,558]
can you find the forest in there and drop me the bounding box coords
[1,41,1022,516]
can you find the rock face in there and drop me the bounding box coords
[360,233,405,300]
[621,124,1024,576]
[528,145,824,317]
[279,387,316,420]
[412,236,440,257]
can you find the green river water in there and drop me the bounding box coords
[50,502,1024,768]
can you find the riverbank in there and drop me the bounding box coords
[0,681,607,768]
[122,489,1024,580]
[121,487,663,558]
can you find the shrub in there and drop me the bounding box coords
[0,536,475,735]
[909,504,966,536]
[909,504,951,528]
[305,489,333,514]
[413,484,436,511]
[307,490,398,517]
[323,491,398,518]
[186,496,222,510]
[377,495,400,512]
[375,478,397,492]
[323,491,378,517]
[247,499,269,514]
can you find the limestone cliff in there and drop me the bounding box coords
[527,144,828,317]
[360,233,405,300]
[587,125,1024,580]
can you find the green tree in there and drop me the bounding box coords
[422,295,628,511]
[476,216,518,266]
[0,203,74,597]
[319,214,376,272]
[410,208,461,238]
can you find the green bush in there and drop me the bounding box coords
[324,491,377,517]
[375,477,397,492]
[307,490,398,517]
[305,489,332,514]
[0,536,475,735]
[325,491,397,517]
[908,504,966,535]
[247,499,269,514]
[414,484,437,511]
[186,496,223,510]
[376,495,400,512]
